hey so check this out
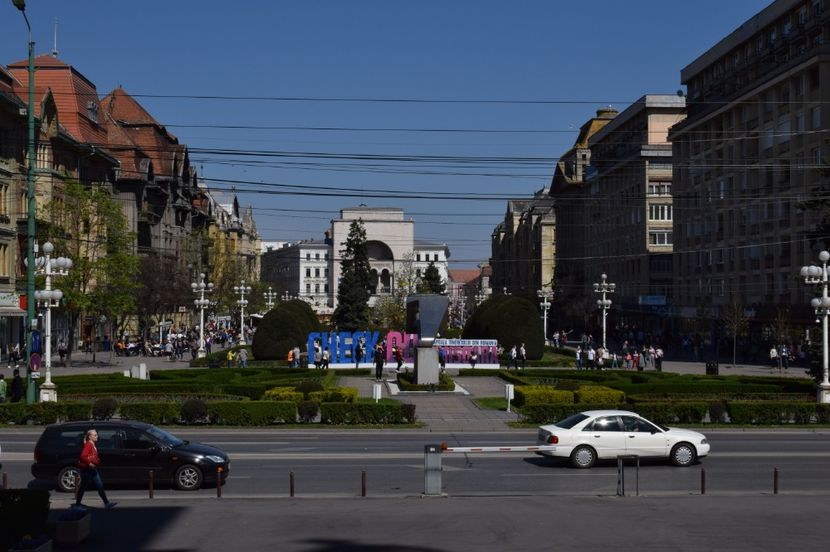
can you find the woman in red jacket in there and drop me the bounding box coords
[74,429,116,510]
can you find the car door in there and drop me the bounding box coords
[120,427,166,483]
[93,428,128,483]
[621,415,670,458]
[582,416,628,459]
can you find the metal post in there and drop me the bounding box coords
[773,467,779,495]
[289,471,295,497]
[216,467,222,498]
[148,470,154,498]
[701,468,706,495]
[361,470,366,497]
[424,444,442,496]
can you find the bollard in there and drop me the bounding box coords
[148,470,154,499]
[74,472,80,502]
[361,471,366,497]
[616,455,639,496]
[2,472,7,490]
[290,471,295,497]
[773,467,779,495]
[424,445,442,496]
[216,467,222,498]
[701,468,706,495]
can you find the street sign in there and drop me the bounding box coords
[29,352,41,372]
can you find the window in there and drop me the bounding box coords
[122,428,157,450]
[314,268,320,278]
[305,268,311,277]
[416,254,421,262]
[315,253,320,260]
[434,254,439,261]
[648,204,672,221]
[813,147,823,166]
[314,284,320,293]
[648,182,671,195]
[796,111,805,132]
[812,106,822,130]
[306,283,311,294]
[585,416,622,432]
[621,416,659,433]
[649,231,673,246]
[306,253,311,261]
[783,20,792,36]
[324,268,329,277]
[86,101,98,123]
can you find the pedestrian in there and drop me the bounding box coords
[596,346,605,369]
[519,343,527,370]
[321,348,330,370]
[470,350,478,369]
[611,351,619,369]
[10,368,23,403]
[354,340,364,369]
[74,428,116,510]
[374,343,385,380]
[769,346,778,370]
[394,346,403,371]
[287,348,294,368]
[655,346,664,372]
[313,343,322,370]
[509,345,517,370]
[587,346,596,370]
[226,349,236,369]
[552,331,560,348]
[293,345,301,369]
[0,373,6,402]
[237,347,248,369]
[633,349,641,371]
[438,346,447,372]
[575,346,583,370]
[58,339,67,364]
[625,351,632,370]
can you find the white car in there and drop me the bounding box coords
[536,409,710,469]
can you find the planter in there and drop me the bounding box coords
[9,537,53,552]
[55,510,91,544]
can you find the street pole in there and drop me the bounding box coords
[538,288,553,345]
[593,273,616,351]
[234,281,251,345]
[33,242,70,402]
[800,251,830,403]
[191,273,213,358]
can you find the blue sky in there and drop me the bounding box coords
[2,0,772,268]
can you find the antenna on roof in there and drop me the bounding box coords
[52,18,59,58]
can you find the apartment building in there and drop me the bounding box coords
[669,0,829,326]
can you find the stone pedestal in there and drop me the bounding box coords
[819,384,830,404]
[415,347,440,385]
[38,381,57,402]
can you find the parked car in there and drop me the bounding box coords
[32,421,230,491]
[536,409,710,469]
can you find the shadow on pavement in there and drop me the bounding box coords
[48,504,191,552]
[300,539,446,552]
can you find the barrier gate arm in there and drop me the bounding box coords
[440,442,559,453]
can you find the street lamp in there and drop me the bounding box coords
[12,0,38,404]
[191,273,213,359]
[264,286,278,310]
[32,241,71,402]
[800,251,830,403]
[234,280,252,345]
[593,273,616,350]
[538,287,554,345]
[282,290,293,302]
[474,291,486,306]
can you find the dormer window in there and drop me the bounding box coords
[87,101,98,123]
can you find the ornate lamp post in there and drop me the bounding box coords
[475,291,486,306]
[538,287,554,345]
[234,280,252,345]
[191,273,213,359]
[264,286,278,310]
[800,251,830,403]
[32,242,71,402]
[593,273,616,350]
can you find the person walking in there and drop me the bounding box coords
[374,343,385,380]
[355,340,364,369]
[293,345,302,369]
[313,344,322,370]
[226,349,236,369]
[321,348,330,370]
[519,343,527,370]
[237,347,248,369]
[74,429,116,510]
[470,350,478,369]
[0,373,6,402]
[10,369,23,403]
[587,346,596,370]
[394,346,403,372]
[509,345,517,370]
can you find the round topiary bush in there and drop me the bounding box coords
[297,400,319,423]
[463,295,544,359]
[180,398,208,424]
[92,397,118,420]
[252,300,321,361]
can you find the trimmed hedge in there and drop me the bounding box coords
[513,386,574,407]
[320,401,408,424]
[309,387,358,403]
[263,387,305,403]
[0,402,93,425]
[207,401,297,425]
[575,385,626,404]
[727,401,821,424]
[396,372,455,391]
[119,402,180,424]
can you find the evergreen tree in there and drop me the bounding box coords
[417,261,446,294]
[333,220,371,330]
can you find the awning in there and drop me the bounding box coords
[0,306,26,317]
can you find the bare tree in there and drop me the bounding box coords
[720,302,748,367]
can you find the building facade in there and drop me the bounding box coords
[669,0,829,330]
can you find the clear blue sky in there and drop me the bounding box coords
[2,0,771,268]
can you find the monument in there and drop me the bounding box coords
[406,294,449,385]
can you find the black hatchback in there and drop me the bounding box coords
[31,421,230,492]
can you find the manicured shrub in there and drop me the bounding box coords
[309,387,358,403]
[295,380,325,398]
[119,402,180,425]
[396,372,455,391]
[463,295,544,359]
[263,386,304,403]
[513,386,574,407]
[207,401,296,425]
[180,398,208,424]
[574,385,625,405]
[297,400,319,423]
[92,397,118,420]
[252,300,320,361]
[401,403,417,423]
[320,401,405,424]
[633,402,709,424]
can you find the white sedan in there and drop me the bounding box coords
[536,409,710,469]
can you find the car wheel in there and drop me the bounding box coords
[57,466,81,493]
[671,442,697,467]
[570,445,596,469]
[174,464,203,490]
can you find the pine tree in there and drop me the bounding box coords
[333,220,371,330]
[418,261,446,294]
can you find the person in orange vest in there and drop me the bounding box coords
[287,348,295,368]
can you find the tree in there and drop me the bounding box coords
[132,256,191,339]
[395,251,420,298]
[418,261,446,294]
[720,302,748,367]
[43,180,139,363]
[370,294,406,330]
[333,219,371,331]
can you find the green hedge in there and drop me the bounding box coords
[727,401,823,424]
[396,372,455,391]
[263,387,305,402]
[575,385,626,404]
[320,401,407,424]
[0,402,93,424]
[119,402,180,424]
[207,401,297,425]
[309,387,358,403]
[513,386,574,407]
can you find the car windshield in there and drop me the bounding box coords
[145,426,185,447]
[553,413,589,429]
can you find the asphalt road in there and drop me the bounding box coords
[3,428,830,551]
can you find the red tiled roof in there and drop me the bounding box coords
[8,54,107,146]
[448,269,480,284]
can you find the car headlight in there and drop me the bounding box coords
[205,455,226,463]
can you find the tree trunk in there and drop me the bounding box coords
[732,335,737,367]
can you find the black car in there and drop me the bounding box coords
[32,421,230,492]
